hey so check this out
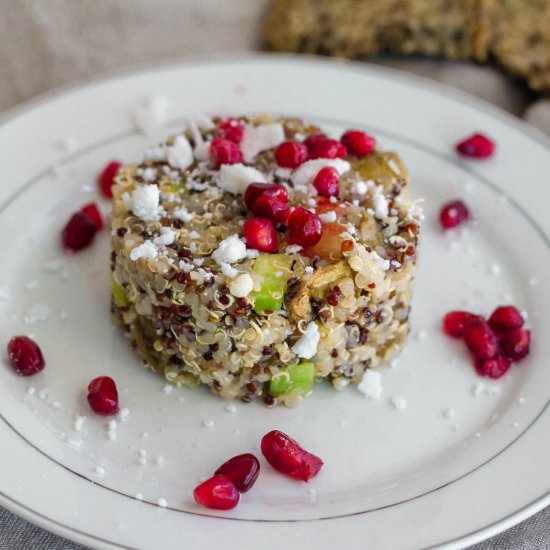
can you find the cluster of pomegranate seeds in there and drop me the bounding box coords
[443,305,531,379]
[87,376,119,415]
[217,118,244,144]
[340,130,376,157]
[313,166,339,197]
[61,210,99,252]
[261,430,324,482]
[98,161,122,198]
[275,141,309,168]
[7,336,45,376]
[194,453,260,510]
[288,206,323,247]
[215,453,261,492]
[243,218,278,252]
[244,183,288,209]
[439,199,470,229]
[456,133,495,158]
[209,138,243,168]
[305,135,346,160]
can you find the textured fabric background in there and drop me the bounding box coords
[0,1,549,548]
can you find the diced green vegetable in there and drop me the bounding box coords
[251,254,293,313]
[111,274,130,308]
[270,362,315,396]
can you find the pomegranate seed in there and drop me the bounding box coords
[217,118,244,143]
[462,318,499,360]
[456,133,495,158]
[7,336,45,376]
[209,138,243,167]
[439,200,470,229]
[87,376,119,415]
[62,212,97,251]
[98,161,122,198]
[312,167,339,197]
[193,475,240,510]
[488,306,524,333]
[251,195,291,224]
[261,430,323,482]
[288,206,323,247]
[500,328,531,361]
[215,453,260,493]
[340,130,376,157]
[80,203,104,231]
[475,354,511,379]
[274,141,309,168]
[305,135,346,160]
[442,311,479,338]
[243,218,278,252]
[244,183,288,210]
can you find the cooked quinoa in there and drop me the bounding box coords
[110,115,422,406]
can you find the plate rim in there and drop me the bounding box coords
[1,52,549,550]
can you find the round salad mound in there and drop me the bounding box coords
[110,114,422,406]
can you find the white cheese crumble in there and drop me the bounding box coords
[226,403,237,413]
[130,241,158,261]
[179,260,194,273]
[390,396,407,410]
[357,370,382,400]
[124,185,160,221]
[291,322,320,359]
[189,268,211,285]
[220,262,239,278]
[73,415,86,432]
[229,273,253,298]
[354,180,369,195]
[94,466,106,477]
[241,123,285,163]
[162,384,173,395]
[285,244,303,254]
[202,419,215,429]
[305,266,314,275]
[153,228,175,246]
[291,159,351,188]
[319,211,337,223]
[173,207,193,222]
[188,231,200,239]
[212,235,247,264]
[141,167,157,182]
[218,163,267,194]
[166,135,193,170]
[157,498,168,508]
[371,184,389,219]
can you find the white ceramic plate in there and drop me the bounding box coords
[1,54,549,550]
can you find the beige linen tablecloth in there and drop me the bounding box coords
[0,2,548,549]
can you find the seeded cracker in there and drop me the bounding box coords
[110,115,422,406]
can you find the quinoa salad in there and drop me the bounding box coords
[109,115,422,406]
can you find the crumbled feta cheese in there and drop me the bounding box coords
[218,163,267,194]
[220,262,239,278]
[188,231,200,239]
[246,249,260,259]
[229,273,253,298]
[291,159,350,188]
[285,244,302,254]
[354,181,368,195]
[141,167,157,182]
[162,384,173,395]
[291,322,320,359]
[118,408,130,419]
[153,228,175,246]
[179,260,194,273]
[202,419,215,429]
[226,403,237,413]
[189,269,211,285]
[212,235,247,264]
[135,493,143,501]
[130,241,158,261]
[166,135,193,170]
[24,304,50,324]
[73,415,86,432]
[305,266,314,275]
[371,184,389,219]
[390,396,407,410]
[357,370,382,400]
[156,456,165,465]
[124,185,160,221]
[157,498,168,508]
[173,208,193,223]
[94,466,106,477]
[241,123,285,162]
[319,211,337,223]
